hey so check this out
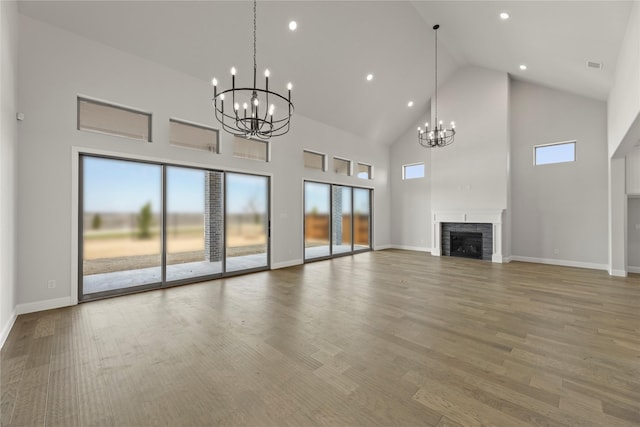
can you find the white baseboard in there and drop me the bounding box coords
[16,296,74,315]
[628,266,640,274]
[0,309,17,350]
[511,256,608,271]
[388,245,432,252]
[502,256,513,263]
[271,259,303,270]
[609,269,628,277]
[374,244,393,250]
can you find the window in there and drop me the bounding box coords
[403,162,425,180]
[304,150,326,171]
[534,141,576,165]
[233,137,269,162]
[357,163,372,179]
[78,97,151,142]
[333,157,352,176]
[170,119,219,153]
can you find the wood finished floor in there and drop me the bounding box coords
[2,250,640,426]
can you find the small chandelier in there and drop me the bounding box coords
[418,24,456,148]
[212,0,294,140]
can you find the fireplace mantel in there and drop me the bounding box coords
[432,210,504,263]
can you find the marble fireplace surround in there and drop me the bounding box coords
[432,210,505,263]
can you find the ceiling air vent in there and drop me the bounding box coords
[586,61,603,70]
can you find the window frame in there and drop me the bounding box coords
[333,156,353,176]
[303,149,328,172]
[77,96,152,142]
[533,140,576,166]
[402,162,425,180]
[232,136,271,162]
[169,118,220,154]
[356,162,373,180]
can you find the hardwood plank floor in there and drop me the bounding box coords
[2,250,639,426]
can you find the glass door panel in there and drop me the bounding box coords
[332,186,352,255]
[353,188,371,251]
[305,182,331,260]
[166,167,222,282]
[81,156,162,298]
[225,173,269,272]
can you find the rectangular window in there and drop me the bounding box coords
[169,119,219,153]
[233,137,269,162]
[534,141,576,165]
[333,157,352,176]
[78,97,151,142]
[357,163,372,179]
[403,162,425,180]
[304,150,326,171]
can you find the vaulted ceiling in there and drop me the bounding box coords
[18,1,633,146]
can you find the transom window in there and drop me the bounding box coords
[403,162,425,180]
[233,137,270,162]
[534,141,576,166]
[357,163,372,179]
[78,97,152,142]
[170,119,219,153]
[304,150,326,171]
[333,157,352,176]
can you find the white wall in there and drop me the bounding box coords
[628,197,640,272]
[17,15,390,309]
[431,67,509,212]
[609,158,628,276]
[627,148,640,195]
[389,66,510,254]
[389,108,431,251]
[511,80,608,268]
[608,1,640,157]
[1,0,19,347]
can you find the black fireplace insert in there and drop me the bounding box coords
[450,231,482,259]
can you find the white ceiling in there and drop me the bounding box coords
[18,1,633,146]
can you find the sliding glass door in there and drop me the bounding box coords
[304,181,372,262]
[166,167,223,282]
[353,188,371,252]
[304,182,331,260]
[332,186,352,255]
[80,154,270,300]
[81,156,162,295]
[225,173,269,272]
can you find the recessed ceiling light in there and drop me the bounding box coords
[519,64,527,71]
[408,101,414,107]
[366,74,373,81]
[500,12,510,20]
[289,21,297,31]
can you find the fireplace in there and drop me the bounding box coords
[432,210,504,263]
[450,231,482,259]
[441,222,493,261]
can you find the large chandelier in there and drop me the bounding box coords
[212,0,294,140]
[418,24,456,148]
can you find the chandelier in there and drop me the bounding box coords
[418,24,456,148]
[212,0,294,140]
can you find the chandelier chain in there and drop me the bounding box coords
[434,26,437,124]
[253,0,257,73]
